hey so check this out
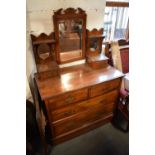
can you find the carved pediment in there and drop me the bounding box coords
[53,8,86,16]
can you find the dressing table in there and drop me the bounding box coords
[32,8,124,144]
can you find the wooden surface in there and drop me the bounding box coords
[87,54,109,62]
[35,64,124,100]
[34,63,124,144]
[86,28,104,56]
[31,32,59,80]
[53,8,86,64]
[50,90,118,122]
[60,50,82,63]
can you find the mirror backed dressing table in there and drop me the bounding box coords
[32,8,124,144]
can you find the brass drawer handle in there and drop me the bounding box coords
[64,110,76,116]
[65,96,75,104]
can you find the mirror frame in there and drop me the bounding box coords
[53,8,87,64]
[86,28,104,57]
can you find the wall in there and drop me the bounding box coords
[27,0,106,35]
[26,0,106,98]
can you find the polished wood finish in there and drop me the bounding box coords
[32,8,124,145]
[47,88,88,110]
[87,54,109,69]
[53,114,113,144]
[86,28,107,69]
[50,90,118,122]
[35,64,123,100]
[89,78,121,98]
[34,63,124,144]
[86,28,104,56]
[53,8,87,64]
[31,33,56,63]
[52,102,116,136]
[31,33,59,80]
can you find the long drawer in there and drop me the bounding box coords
[89,78,121,98]
[50,90,118,122]
[52,102,116,137]
[47,88,88,110]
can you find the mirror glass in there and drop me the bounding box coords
[58,19,83,62]
[89,38,99,52]
[37,44,50,60]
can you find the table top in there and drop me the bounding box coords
[35,64,124,100]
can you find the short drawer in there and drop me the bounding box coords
[50,90,118,122]
[89,78,121,98]
[52,102,116,137]
[47,88,88,110]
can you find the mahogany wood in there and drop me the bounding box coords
[53,8,87,64]
[86,28,107,69]
[47,88,88,111]
[86,28,104,56]
[52,102,116,136]
[34,63,124,144]
[50,90,118,122]
[31,33,59,80]
[87,54,109,69]
[35,64,123,100]
[32,8,124,145]
[89,78,121,97]
[53,114,113,144]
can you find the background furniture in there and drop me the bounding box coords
[105,39,129,131]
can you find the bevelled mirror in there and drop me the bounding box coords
[86,28,104,56]
[53,8,86,64]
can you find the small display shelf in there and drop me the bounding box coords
[86,28,108,69]
[31,32,59,80]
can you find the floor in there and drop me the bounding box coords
[49,123,129,155]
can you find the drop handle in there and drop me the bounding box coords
[65,96,75,104]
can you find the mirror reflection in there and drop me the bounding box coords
[89,38,98,52]
[58,19,83,62]
[37,44,50,60]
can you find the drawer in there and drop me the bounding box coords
[89,78,121,98]
[50,90,118,122]
[47,88,88,110]
[52,102,115,137]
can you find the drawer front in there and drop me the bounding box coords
[47,88,88,111]
[51,90,118,122]
[52,102,115,137]
[89,78,121,98]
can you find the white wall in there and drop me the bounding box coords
[26,0,106,98]
[27,0,106,35]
